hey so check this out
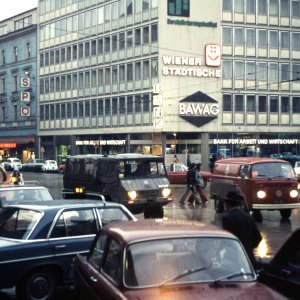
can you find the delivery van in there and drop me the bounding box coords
[62,154,173,218]
[210,157,300,220]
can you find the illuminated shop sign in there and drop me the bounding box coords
[213,139,299,145]
[0,143,16,148]
[179,91,219,127]
[76,140,126,146]
[162,55,221,78]
[167,19,217,28]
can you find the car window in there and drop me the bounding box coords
[102,238,123,284]
[50,208,97,238]
[97,207,131,227]
[89,232,108,266]
[0,208,42,239]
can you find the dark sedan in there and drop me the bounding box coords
[0,200,136,300]
[74,219,286,300]
[258,228,300,299]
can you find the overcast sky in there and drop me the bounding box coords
[0,0,37,21]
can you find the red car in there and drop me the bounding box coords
[166,163,211,187]
[74,219,286,300]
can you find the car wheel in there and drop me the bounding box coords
[280,209,292,220]
[16,269,57,300]
[214,197,224,214]
[144,206,164,219]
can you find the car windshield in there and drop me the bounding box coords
[251,162,295,179]
[119,160,167,178]
[0,207,42,239]
[124,237,254,287]
[0,188,53,204]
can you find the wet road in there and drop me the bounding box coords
[1,172,299,299]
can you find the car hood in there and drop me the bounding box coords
[122,282,287,300]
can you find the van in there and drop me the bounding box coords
[210,157,300,220]
[62,154,173,218]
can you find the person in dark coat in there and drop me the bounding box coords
[222,191,262,269]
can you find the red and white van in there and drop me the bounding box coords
[210,157,300,220]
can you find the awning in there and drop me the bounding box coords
[0,137,35,145]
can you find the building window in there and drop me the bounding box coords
[270,96,278,112]
[292,33,300,50]
[234,61,244,80]
[280,0,289,17]
[1,50,5,65]
[281,63,290,81]
[127,30,133,48]
[143,60,149,79]
[73,102,78,118]
[258,30,267,48]
[246,28,255,47]
[258,62,267,81]
[246,62,255,80]
[258,0,267,14]
[120,97,125,114]
[235,95,244,112]
[0,106,5,122]
[223,27,232,45]
[13,75,18,91]
[259,95,267,112]
[112,98,118,115]
[168,0,190,17]
[105,98,111,115]
[13,47,18,62]
[234,28,244,45]
[292,97,300,113]
[26,42,31,59]
[151,24,158,43]
[85,101,90,117]
[247,95,255,112]
[223,0,232,11]
[135,62,141,80]
[135,95,142,113]
[270,0,279,15]
[151,58,158,78]
[127,96,133,113]
[223,60,232,79]
[223,94,232,112]
[292,64,300,80]
[143,27,149,45]
[119,65,125,82]
[280,32,289,49]
[246,0,255,13]
[281,96,290,113]
[292,0,300,17]
[127,63,133,81]
[98,99,103,115]
[143,94,150,112]
[0,25,7,36]
[127,0,133,16]
[270,63,278,82]
[269,31,278,48]
[14,105,17,121]
[234,0,244,13]
[0,77,6,94]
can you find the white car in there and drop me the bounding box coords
[1,158,22,171]
[42,160,59,172]
[294,161,300,179]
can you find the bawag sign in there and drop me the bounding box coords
[179,91,219,127]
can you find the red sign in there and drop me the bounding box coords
[0,143,16,148]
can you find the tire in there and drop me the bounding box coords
[214,198,224,214]
[144,206,164,219]
[16,269,57,300]
[280,209,292,220]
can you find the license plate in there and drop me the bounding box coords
[273,199,284,204]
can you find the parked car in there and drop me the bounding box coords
[42,160,59,172]
[0,185,54,207]
[294,161,300,180]
[74,219,286,300]
[258,228,300,299]
[0,199,136,300]
[166,163,211,187]
[1,157,22,171]
[22,159,45,172]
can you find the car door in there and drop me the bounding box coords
[76,233,124,300]
[48,208,98,280]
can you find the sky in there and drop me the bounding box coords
[0,0,38,21]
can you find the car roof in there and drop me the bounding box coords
[217,157,290,165]
[104,219,236,244]
[0,185,49,191]
[3,199,125,211]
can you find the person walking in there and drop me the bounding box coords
[188,163,209,205]
[179,163,199,205]
[187,154,192,167]
[222,191,262,269]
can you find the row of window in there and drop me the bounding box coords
[223,0,300,18]
[40,0,157,42]
[0,15,33,37]
[40,23,157,67]
[223,60,300,83]
[0,42,32,65]
[223,27,300,50]
[40,0,157,16]
[39,93,151,120]
[223,94,300,113]
[40,58,158,94]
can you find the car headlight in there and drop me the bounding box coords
[162,187,171,198]
[128,190,137,200]
[257,190,266,199]
[290,190,298,198]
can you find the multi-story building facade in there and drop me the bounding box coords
[38,0,300,168]
[0,8,38,163]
